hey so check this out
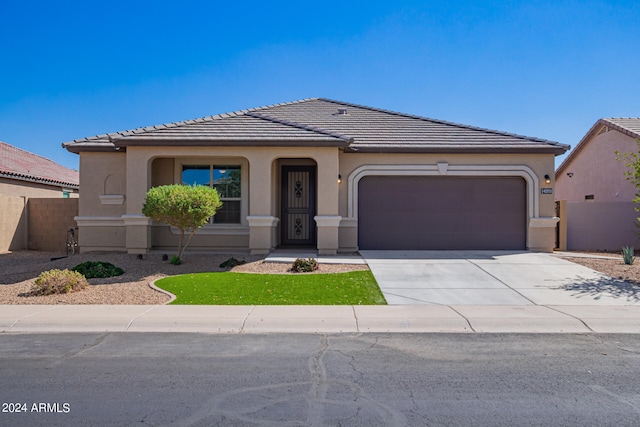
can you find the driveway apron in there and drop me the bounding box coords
[359,250,640,306]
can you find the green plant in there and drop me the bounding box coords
[31,269,89,296]
[616,140,640,233]
[170,255,182,265]
[142,184,223,260]
[220,257,245,269]
[622,246,635,265]
[291,257,319,273]
[71,261,124,278]
[154,271,386,305]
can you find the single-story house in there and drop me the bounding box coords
[555,118,640,251]
[63,98,568,255]
[0,141,79,198]
[0,141,79,252]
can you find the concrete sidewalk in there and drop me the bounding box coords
[2,304,640,334]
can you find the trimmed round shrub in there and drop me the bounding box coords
[32,269,89,295]
[71,261,124,278]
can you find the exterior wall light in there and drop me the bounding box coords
[338,174,342,184]
[544,174,551,184]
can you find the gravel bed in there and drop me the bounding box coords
[2,250,637,305]
[0,251,368,305]
[557,253,640,286]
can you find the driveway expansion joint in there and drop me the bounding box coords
[351,306,360,333]
[126,305,165,331]
[465,259,538,305]
[7,305,60,332]
[545,306,595,332]
[240,306,256,333]
[447,306,476,332]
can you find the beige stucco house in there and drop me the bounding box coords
[556,118,640,250]
[63,98,568,255]
[0,141,79,252]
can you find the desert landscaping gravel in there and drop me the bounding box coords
[560,254,640,286]
[0,250,637,305]
[0,251,368,305]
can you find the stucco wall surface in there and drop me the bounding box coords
[0,194,27,252]
[556,130,637,203]
[79,151,126,217]
[0,179,77,198]
[28,198,79,252]
[565,201,640,251]
[76,146,559,253]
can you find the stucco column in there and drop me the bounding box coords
[246,153,277,254]
[528,217,560,252]
[123,148,152,254]
[314,151,341,255]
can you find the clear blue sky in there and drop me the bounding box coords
[1,0,639,171]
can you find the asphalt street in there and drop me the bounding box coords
[1,333,640,426]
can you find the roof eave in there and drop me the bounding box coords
[603,119,640,140]
[113,138,351,148]
[346,145,569,155]
[0,171,79,189]
[556,118,640,177]
[556,119,610,176]
[62,141,121,154]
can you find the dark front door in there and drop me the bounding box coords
[281,166,316,246]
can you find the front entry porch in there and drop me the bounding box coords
[119,148,342,256]
[248,158,341,256]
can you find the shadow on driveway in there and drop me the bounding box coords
[558,276,640,303]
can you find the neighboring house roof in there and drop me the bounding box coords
[0,141,79,189]
[63,98,569,155]
[556,118,640,176]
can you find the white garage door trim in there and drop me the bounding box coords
[346,164,540,220]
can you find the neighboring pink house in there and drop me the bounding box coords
[0,141,79,252]
[555,118,640,251]
[0,141,79,198]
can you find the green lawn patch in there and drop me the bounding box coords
[155,271,387,305]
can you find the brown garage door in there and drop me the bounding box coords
[358,176,526,250]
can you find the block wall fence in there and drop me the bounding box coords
[0,195,78,253]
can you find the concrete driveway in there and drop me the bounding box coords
[360,250,640,306]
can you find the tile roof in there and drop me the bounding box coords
[0,141,79,188]
[603,118,640,138]
[63,98,569,154]
[556,118,640,175]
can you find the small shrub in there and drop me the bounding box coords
[622,246,635,265]
[220,257,245,269]
[72,261,124,279]
[291,258,319,273]
[142,184,222,260]
[32,269,88,296]
[170,255,182,265]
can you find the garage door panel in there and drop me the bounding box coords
[358,176,526,250]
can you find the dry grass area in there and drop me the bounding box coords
[0,251,368,305]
